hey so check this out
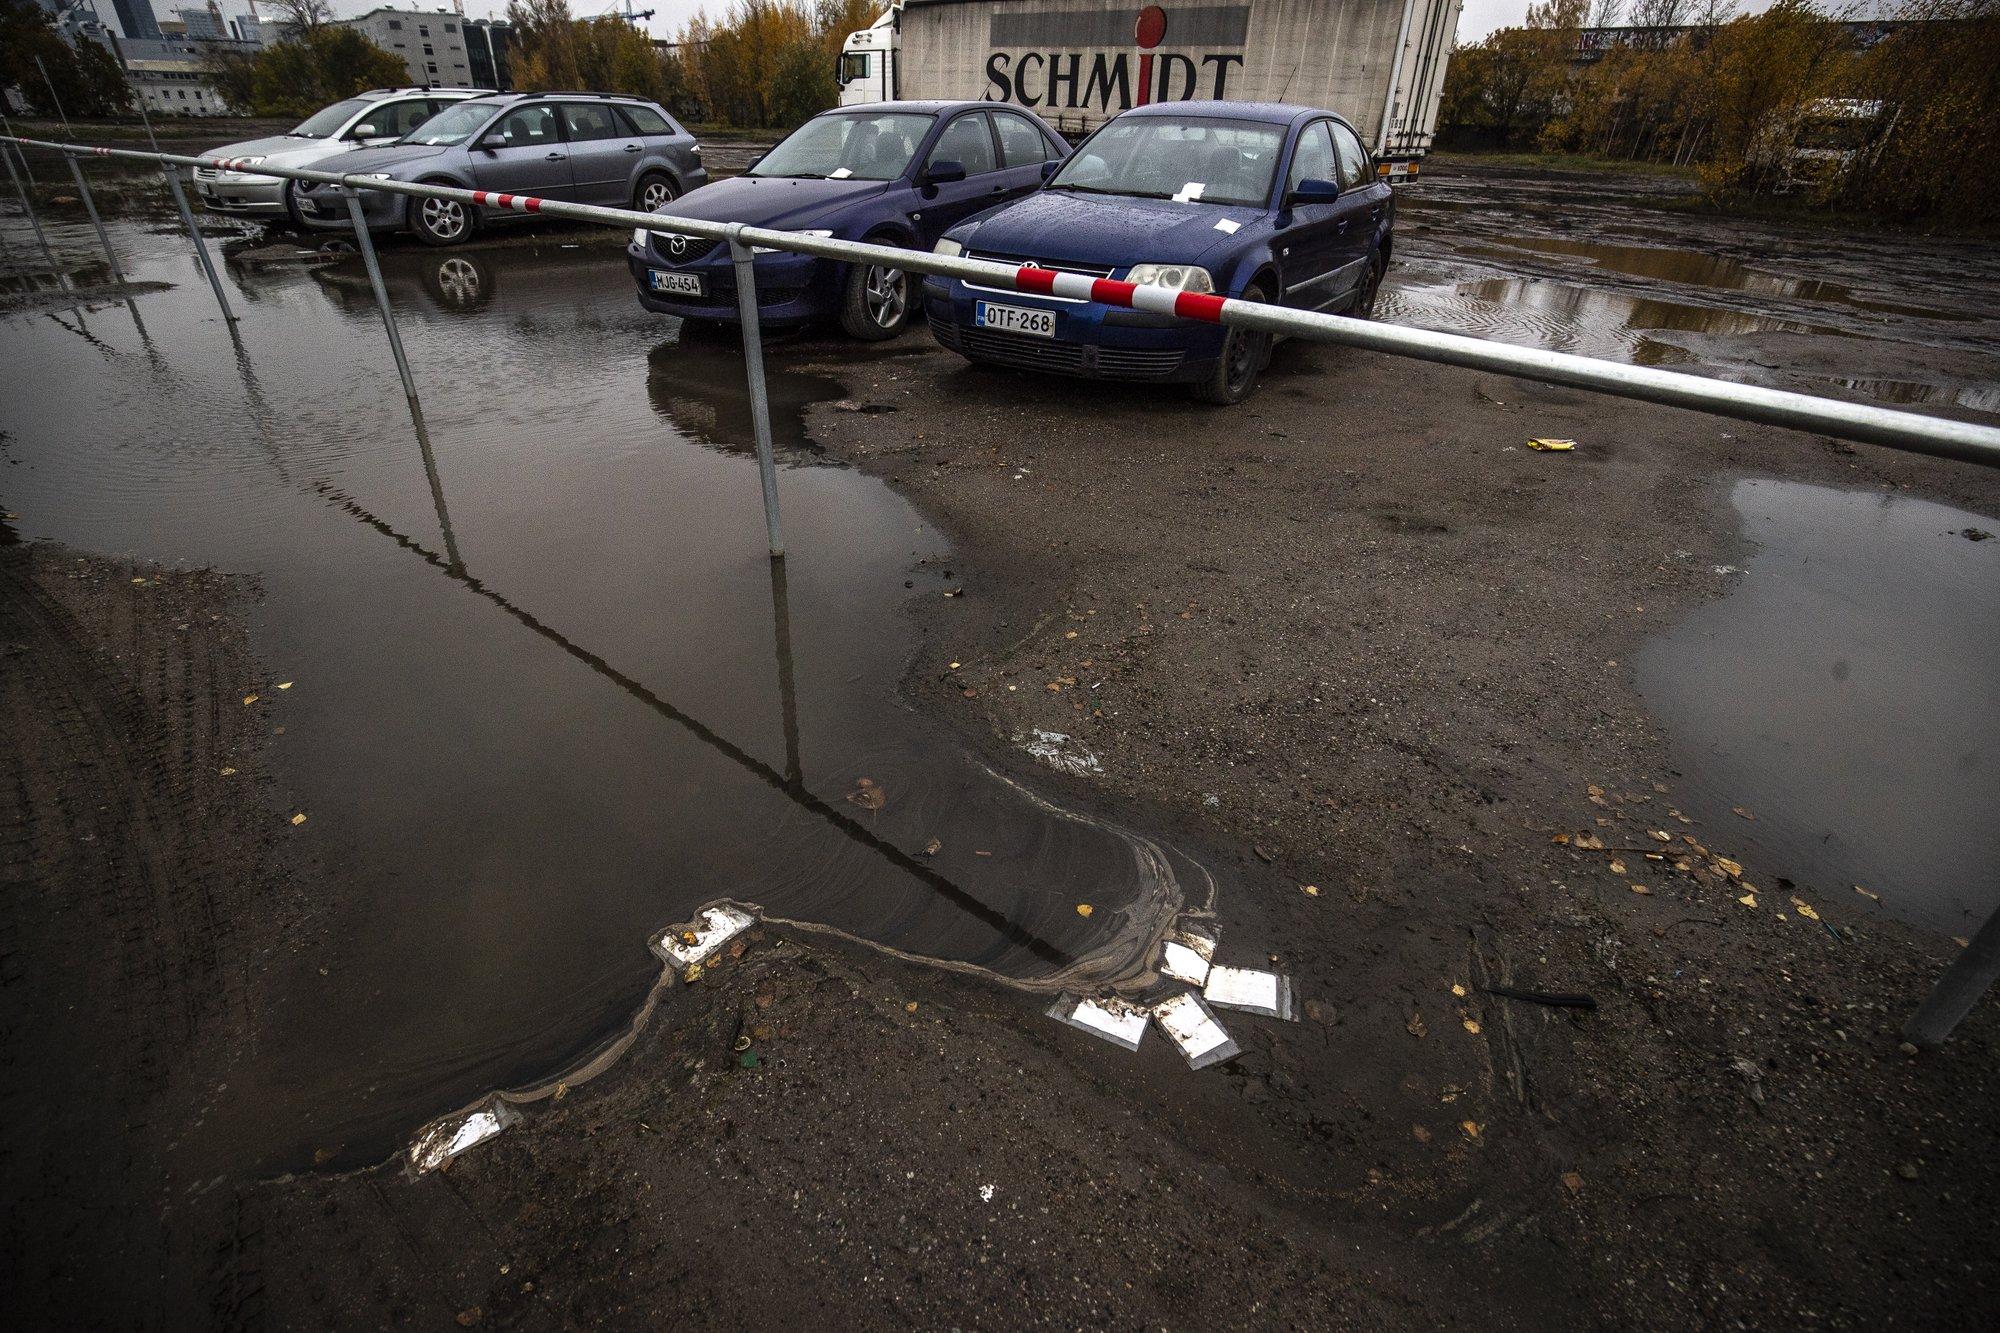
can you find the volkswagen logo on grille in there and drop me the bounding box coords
[667,233,690,258]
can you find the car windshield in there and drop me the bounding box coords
[291,98,370,139]
[747,112,933,181]
[1050,116,1284,207]
[401,101,499,147]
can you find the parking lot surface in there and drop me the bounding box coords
[2,156,1996,1327]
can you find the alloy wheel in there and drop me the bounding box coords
[642,179,675,211]
[864,266,907,329]
[422,197,467,241]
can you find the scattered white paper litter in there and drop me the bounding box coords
[1213,218,1241,234]
[830,167,853,179]
[652,905,756,967]
[1048,994,1148,1051]
[1172,181,1206,204]
[979,1183,995,1202]
[1204,965,1296,1020]
[1160,939,1212,987]
[407,1099,519,1176]
[1152,992,1239,1070]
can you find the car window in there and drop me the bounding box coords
[495,105,561,148]
[1286,121,1337,192]
[560,103,624,142]
[748,111,931,181]
[1050,116,1282,206]
[353,99,437,140]
[993,112,1050,168]
[292,98,369,138]
[927,113,997,176]
[1330,121,1370,190]
[617,104,676,136]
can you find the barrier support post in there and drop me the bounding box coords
[63,151,124,286]
[163,167,235,322]
[3,139,64,286]
[727,224,786,559]
[1904,903,2000,1049]
[342,188,420,408]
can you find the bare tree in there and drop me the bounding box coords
[1589,0,1625,28]
[271,0,333,36]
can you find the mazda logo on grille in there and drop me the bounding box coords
[667,234,690,257]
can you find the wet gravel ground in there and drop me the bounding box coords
[5,158,1999,1326]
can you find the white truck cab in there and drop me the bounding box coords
[836,7,900,105]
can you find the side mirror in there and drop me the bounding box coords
[476,132,507,151]
[1288,177,1341,206]
[923,159,967,185]
[354,122,379,137]
[1039,159,1059,180]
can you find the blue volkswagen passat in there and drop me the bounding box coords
[923,101,1394,404]
[628,101,1068,340]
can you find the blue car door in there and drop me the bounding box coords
[470,103,575,201]
[911,111,1007,247]
[989,109,1057,203]
[1273,121,1346,311]
[1327,120,1387,306]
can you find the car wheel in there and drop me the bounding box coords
[634,172,677,214]
[423,254,492,312]
[1348,253,1386,319]
[282,179,307,229]
[1191,281,1272,405]
[839,251,914,341]
[412,191,475,247]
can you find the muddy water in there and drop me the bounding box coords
[0,223,1205,1174]
[1636,480,2000,933]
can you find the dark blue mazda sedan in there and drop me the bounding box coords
[628,100,1068,339]
[923,101,1394,403]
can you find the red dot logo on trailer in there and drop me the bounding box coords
[1134,5,1166,106]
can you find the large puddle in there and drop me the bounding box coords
[0,223,1208,1175]
[1637,480,2000,934]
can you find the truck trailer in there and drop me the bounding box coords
[835,0,1462,178]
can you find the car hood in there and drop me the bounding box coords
[308,143,454,178]
[197,132,322,163]
[654,175,893,230]
[951,190,1264,270]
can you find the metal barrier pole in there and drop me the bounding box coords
[727,224,786,559]
[0,114,33,185]
[163,167,235,322]
[63,151,124,286]
[1904,903,2000,1049]
[768,555,802,786]
[342,188,420,407]
[1,141,63,286]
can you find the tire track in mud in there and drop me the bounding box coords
[0,542,311,1326]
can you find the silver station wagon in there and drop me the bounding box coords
[294,91,707,246]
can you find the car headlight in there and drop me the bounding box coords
[752,228,831,255]
[357,172,395,181]
[632,227,649,248]
[1125,263,1213,293]
[933,237,964,258]
[229,156,265,171]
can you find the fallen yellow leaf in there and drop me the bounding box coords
[1609,859,1627,875]
[1301,884,1320,897]
[1461,1119,1483,1141]
[1075,903,1093,918]
[277,681,293,690]
[1648,830,1672,842]
[289,812,307,826]
[904,1001,918,1013]
[1716,857,1744,878]
[1527,438,1576,452]
[219,766,236,776]
[1630,882,1652,895]
[1462,1018,1481,1035]
[243,694,259,706]
[1561,1171,1584,1195]
[1791,897,1821,922]
[1854,885,1880,902]
[1450,983,1466,998]
[1738,891,1758,908]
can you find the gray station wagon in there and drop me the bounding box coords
[295,91,707,246]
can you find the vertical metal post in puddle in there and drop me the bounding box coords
[2,140,64,288]
[410,406,464,572]
[163,168,235,322]
[768,555,802,786]
[727,224,786,559]
[63,152,124,286]
[343,188,421,408]
[1904,903,2000,1049]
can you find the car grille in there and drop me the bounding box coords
[647,234,720,266]
[193,166,219,180]
[942,323,1183,382]
[965,252,1115,302]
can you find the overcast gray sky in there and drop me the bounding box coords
[296,0,1805,48]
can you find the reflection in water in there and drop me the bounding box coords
[0,219,1205,1178]
[1637,480,2000,932]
